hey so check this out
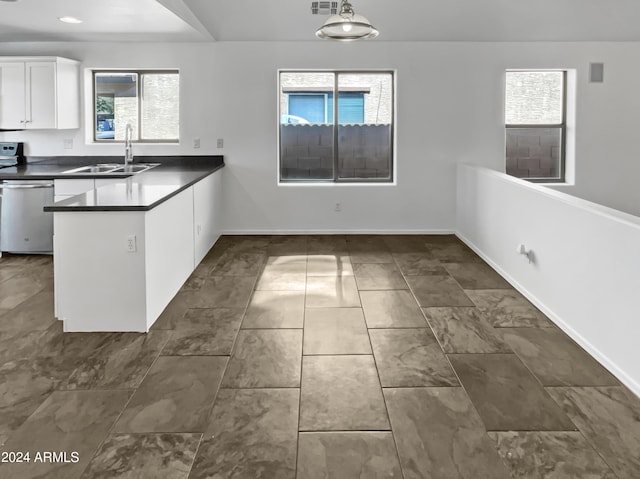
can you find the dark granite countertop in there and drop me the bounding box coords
[0,155,224,212]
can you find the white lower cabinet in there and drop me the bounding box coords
[193,170,221,266]
[54,170,222,332]
[54,179,95,199]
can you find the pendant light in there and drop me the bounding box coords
[316,0,379,41]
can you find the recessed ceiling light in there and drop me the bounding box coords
[58,16,83,24]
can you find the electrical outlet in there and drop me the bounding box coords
[126,235,137,252]
[63,139,73,149]
[334,202,342,212]
[193,138,200,149]
[216,138,224,148]
[196,224,202,236]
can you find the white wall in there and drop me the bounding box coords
[2,41,640,231]
[457,164,640,396]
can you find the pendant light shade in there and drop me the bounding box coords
[316,0,378,41]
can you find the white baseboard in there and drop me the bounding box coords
[456,232,640,398]
[220,229,456,235]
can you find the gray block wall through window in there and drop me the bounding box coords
[280,124,391,180]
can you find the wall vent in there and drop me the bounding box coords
[589,63,604,83]
[311,2,338,15]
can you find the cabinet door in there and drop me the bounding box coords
[193,172,221,266]
[26,62,57,129]
[0,62,26,129]
[54,179,95,197]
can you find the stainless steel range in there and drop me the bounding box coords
[0,142,54,254]
[0,142,24,168]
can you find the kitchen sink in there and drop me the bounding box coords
[63,164,122,174]
[111,163,160,173]
[62,163,160,175]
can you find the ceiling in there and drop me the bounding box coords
[1,0,640,43]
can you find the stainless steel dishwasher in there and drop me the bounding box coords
[0,180,54,254]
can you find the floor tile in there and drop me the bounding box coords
[346,235,388,247]
[369,329,458,387]
[353,263,408,290]
[4,238,636,478]
[443,262,512,289]
[0,358,64,445]
[198,243,226,267]
[268,236,308,255]
[170,307,243,330]
[150,292,191,330]
[187,276,256,308]
[161,309,244,355]
[191,389,298,479]
[503,328,619,386]
[0,290,55,339]
[222,329,302,388]
[489,431,617,479]
[384,387,511,479]
[303,308,371,355]
[406,275,474,307]
[306,254,354,276]
[449,354,576,431]
[359,290,427,328]
[0,268,52,310]
[423,307,511,353]
[383,235,430,253]
[243,291,305,328]
[0,390,130,479]
[114,356,227,433]
[0,264,26,284]
[264,254,307,272]
[546,386,640,478]
[349,251,395,264]
[61,331,172,389]
[299,355,389,431]
[210,252,266,276]
[425,242,482,262]
[225,237,272,254]
[297,432,403,479]
[255,271,307,291]
[6,326,171,391]
[305,276,360,308]
[307,236,348,254]
[179,269,207,292]
[0,318,63,363]
[80,433,201,479]
[466,289,553,327]
[392,252,447,275]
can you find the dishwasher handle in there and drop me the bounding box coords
[0,182,54,189]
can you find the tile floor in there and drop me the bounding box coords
[0,235,639,478]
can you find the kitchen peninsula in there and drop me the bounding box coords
[2,156,223,332]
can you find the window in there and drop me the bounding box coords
[505,70,566,182]
[93,70,179,143]
[279,71,394,182]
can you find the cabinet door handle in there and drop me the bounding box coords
[19,120,25,123]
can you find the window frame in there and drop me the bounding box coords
[92,69,180,144]
[505,69,567,183]
[278,69,395,184]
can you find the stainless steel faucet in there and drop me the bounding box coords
[124,123,134,166]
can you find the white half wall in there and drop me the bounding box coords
[457,164,640,396]
[2,41,640,230]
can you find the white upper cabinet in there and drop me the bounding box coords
[0,57,80,130]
